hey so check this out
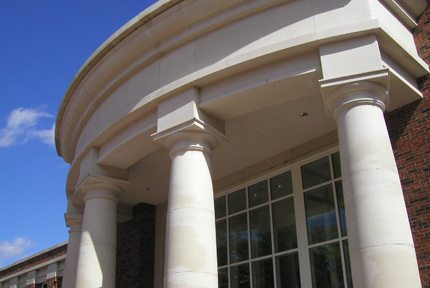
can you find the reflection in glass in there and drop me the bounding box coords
[305,185,338,244]
[219,268,229,288]
[216,220,227,266]
[215,196,226,219]
[270,171,293,200]
[231,264,250,288]
[310,243,344,288]
[331,152,341,178]
[229,189,246,214]
[335,181,347,236]
[252,258,274,288]
[301,157,331,189]
[248,181,268,207]
[276,253,301,288]
[250,206,272,258]
[343,240,353,288]
[229,213,249,263]
[272,198,297,252]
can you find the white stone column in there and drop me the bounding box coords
[322,80,422,288]
[74,179,120,288]
[163,131,218,288]
[62,213,82,288]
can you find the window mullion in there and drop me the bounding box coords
[246,187,253,288]
[268,179,278,288]
[226,196,231,288]
[292,165,312,288]
[331,156,349,288]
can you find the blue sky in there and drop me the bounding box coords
[0,0,156,268]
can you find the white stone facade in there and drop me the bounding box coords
[55,0,428,287]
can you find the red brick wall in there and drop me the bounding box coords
[46,277,56,288]
[46,276,60,288]
[386,6,430,288]
[116,203,156,288]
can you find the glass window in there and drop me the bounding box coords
[305,185,338,244]
[252,259,274,288]
[335,181,347,237]
[250,206,272,258]
[217,220,228,266]
[216,196,226,219]
[229,213,249,263]
[248,181,268,207]
[310,243,344,288]
[219,268,229,288]
[216,151,350,288]
[301,157,331,189]
[272,198,297,252]
[276,253,301,288]
[231,264,250,288]
[229,189,246,214]
[270,171,293,200]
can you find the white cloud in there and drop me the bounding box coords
[0,237,33,261]
[0,107,54,147]
[30,124,55,146]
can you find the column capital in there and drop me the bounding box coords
[152,118,227,158]
[320,69,389,120]
[64,213,82,228]
[75,174,127,204]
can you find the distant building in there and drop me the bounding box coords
[55,1,429,288]
[0,242,67,288]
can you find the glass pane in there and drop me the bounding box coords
[335,181,347,237]
[305,185,338,244]
[252,258,274,288]
[276,253,301,288]
[229,213,249,263]
[229,189,246,214]
[301,157,331,189]
[270,171,293,200]
[343,240,353,288]
[215,196,226,219]
[272,198,297,252]
[310,243,344,288]
[250,206,272,258]
[231,264,250,288]
[248,181,268,207]
[219,268,229,288]
[331,152,341,178]
[216,220,228,266]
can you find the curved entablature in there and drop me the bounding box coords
[56,0,429,202]
[56,2,429,287]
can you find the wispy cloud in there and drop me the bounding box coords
[29,124,55,146]
[0,237,33,265]
[0,107,55,147]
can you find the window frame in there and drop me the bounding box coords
[215,147,351,288]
